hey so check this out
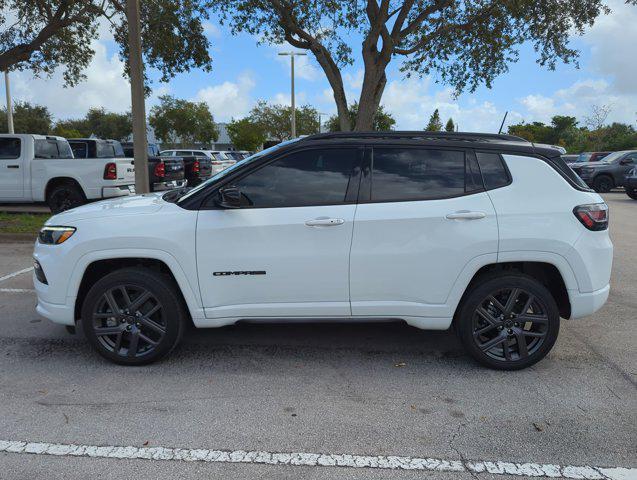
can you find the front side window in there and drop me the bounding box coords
[371,148,467,202]
[232,148,358,208]
[0,138,21,159]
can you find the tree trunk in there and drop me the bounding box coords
[310,44,350,131]
[355,53,389,131]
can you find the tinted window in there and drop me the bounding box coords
[96,142,116,158]
[371,148,466,201]
[233,148,357,208]
[70,142,88,158]
[0,138,21,159]
[177,150,191,156]
[160,151,173,157]
[35,139,59,159]
[476,152,510,190]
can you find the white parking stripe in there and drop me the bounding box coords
[0,267,33,283]
[0,440,634,479]
[0,288,35,293]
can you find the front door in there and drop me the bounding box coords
[0,137,24,199]
[196,147,362,319]
[349,147,498,318]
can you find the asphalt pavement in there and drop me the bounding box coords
[0,192,635,479]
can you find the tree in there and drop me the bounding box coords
[227,118,267,151]
[425,109,443,131]
[148,95,219,146]
[211,1,610,131]
[248,101,319,141]
[445,118,455,132]
[0,0,213,87]
[50,125,83,139]
[0,101,51,134]
[326,103,395,132]
[51,108,132,140]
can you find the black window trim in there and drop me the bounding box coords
[0,137,21,159]
[200,145,364,210]
[358,145,486,204]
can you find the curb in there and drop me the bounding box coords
[0,233,36,243]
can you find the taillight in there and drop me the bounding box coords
[193,160,200,173]
[103,162,117,180]
[154,161,165,178]
[573,203,608,231]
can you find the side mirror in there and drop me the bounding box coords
[620,158,633,165]
[216,185,242,208]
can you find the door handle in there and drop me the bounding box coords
[7,165,19,169]
[445,210,486,220]
[305,217,345,227]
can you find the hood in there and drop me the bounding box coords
[46,193,165,225]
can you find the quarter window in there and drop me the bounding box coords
[232,148,358,208]
[371,148,467,201]
[0,138,21,159]
[476,152,510,190]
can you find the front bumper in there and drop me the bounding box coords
[35,294,75,326]
[102,184,135,198]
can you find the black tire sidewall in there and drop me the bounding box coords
[593,176,613,193]
[626,188,637,200]
[47,184,85,213]
[81,267,185,365]
[456,274,560,370]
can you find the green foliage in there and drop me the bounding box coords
[149,95,219,146]
[52,108,132,140]
[0,0,212,87]
[445,118,455,132]
[248,101,319,141]
[425,109,443,131]
[0,101,51,134]
[508,116,637,153]
[227,118,266,151]
[50,125,83,139]
[326,103,395,132]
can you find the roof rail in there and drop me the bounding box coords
[302,131,529,143]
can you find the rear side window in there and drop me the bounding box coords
[70,142,88,158]
[96,142,116,158]
[0,138,21,159]
[371,148,468,201]
[35,139,72,159]
[476,152,510,190]
[233,148,358,208]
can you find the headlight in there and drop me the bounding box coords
[38,226,76,245]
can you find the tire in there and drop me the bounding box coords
[47,182,86,213]
[455,273,560,370]
[592,175,613,193]
[626,188,637,200]
[81,267,186,365]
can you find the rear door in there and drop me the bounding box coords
[196,146,362,319]
[349,146,498,318]
[0,137,24,199]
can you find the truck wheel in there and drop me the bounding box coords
[455,274,560,370]
[81,267,186,365]
[47,183,85,213]
[593,175,613,193]
[626,188,637,200]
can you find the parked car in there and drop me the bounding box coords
[574,151,611,164]
[33,132,612,370]
[624,166,637,200]
[561,154,578,163]
[570,150,637,192]
[119,142,187,192]
[0,134,135,213]
[161,149,229,176]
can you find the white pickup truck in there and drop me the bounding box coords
[0,134,135,212]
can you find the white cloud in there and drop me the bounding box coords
[202,22,222,39]
[195,72,256,122]
[11,40,134,120]
[271,91,308,107]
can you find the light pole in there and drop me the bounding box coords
[278,51,306,138]
[317,112,328,133]
[4,71,13,134]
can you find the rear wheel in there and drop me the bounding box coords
[456,274,560,370]
[47,182,85,213]
[593,175,613,193]
[626,188,637,200]
[81,267,185,365]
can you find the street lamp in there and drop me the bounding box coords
[278,51,307,138]
[4,71,13,134]
[317,112,329,133]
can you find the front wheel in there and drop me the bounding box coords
[593,175,613,193]
[456,274,560,370]
[626,188,637,200]
[81,267,186,365]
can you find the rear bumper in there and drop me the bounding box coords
[102,184,135,198]
[152,179,187,191]
[569,284,610,319]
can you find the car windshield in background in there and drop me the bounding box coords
[176,139,301,204]
[598,151,629,163]
[577,153,592,162]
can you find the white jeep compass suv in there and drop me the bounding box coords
[33,132,613,369]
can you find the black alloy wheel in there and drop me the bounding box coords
[47,184,85,213]
[456,274,560,370]
[81,267,185,365]
[626,188,637,200]
[593,175,613,193]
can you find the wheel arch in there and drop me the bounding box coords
[44,176,87,201]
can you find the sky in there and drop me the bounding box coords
[7,0,637,133]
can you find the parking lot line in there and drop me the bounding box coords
[0,439,634,479]
[0,267,33,283]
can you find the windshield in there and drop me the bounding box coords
[577,152,591,162]
[176,139,301,204]
[595,151,628,163]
